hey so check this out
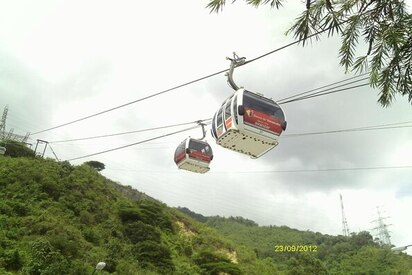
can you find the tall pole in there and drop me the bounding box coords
[340,194,350,236]
[41,142,48,158]
[0,105,8,140]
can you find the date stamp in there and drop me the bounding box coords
[274,245,317,252]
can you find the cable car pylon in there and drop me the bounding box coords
[210,53,287,158]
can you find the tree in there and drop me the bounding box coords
[207,0,412,107]
[349,231,375,249]
[84,160,105,171]
[132,241,175,273]
[192,250,242,275]
[287,254,328,275]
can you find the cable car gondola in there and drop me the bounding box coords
[210,53,287,158]
[174,123,213,173]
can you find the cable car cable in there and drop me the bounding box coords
[283,122,412,138]
[30,20,346,137]
[210,165,412,174]
[49,118,211,144]
[276,73,369,103]
[277,79,369,104]
[105,164,412,174]
[51,120,411,147]
[278,83,370,104]
[66,124,202,161]
[48,77,373,144]
[30,72,225,136]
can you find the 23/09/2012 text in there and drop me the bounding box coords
[274,245,317,252]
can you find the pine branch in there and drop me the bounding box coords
[339,15,361,71]
[206,0,229,13]
[206,0,412,106]
[247,0,285,9]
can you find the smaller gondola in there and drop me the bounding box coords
[174,138,213,173]
[174,122,213,173]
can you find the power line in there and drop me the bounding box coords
[49,119,211,144]
[30,24,338,136]
[66,124,200,161]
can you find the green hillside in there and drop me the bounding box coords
[177,210,412,274]
[1,149,411,274]
[0,154,277,275]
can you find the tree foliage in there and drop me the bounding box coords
[193,250,242,275]
[207,0,412,106]
[84,160,105,171]
[132,240,175,273]
[1,156,411,274]
[204,215,412,273]
[0,157,251,274]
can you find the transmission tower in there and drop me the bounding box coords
[22,132,31,143]
[372,206,392,247]
[0,105,31,143]
[0,105,8,140]
[340,194,350,236]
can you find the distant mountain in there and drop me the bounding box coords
[175,206,208,223]
[177,207,412,274]
[175,207,258,227]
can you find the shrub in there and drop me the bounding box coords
[132,240,175,273]
[0,140,35,158]
[124,221,160,244]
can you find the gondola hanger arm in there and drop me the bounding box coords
[226,52,246,91]
[196,120,207,140]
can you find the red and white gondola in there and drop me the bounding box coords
[210,54,286,158]
[174,123,213,173]
[174,138,213,173]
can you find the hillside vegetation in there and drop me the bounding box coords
[0,155,275,275]
[0,149,411,274]
[177,209,412,274]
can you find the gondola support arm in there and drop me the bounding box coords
[226,52,246,91]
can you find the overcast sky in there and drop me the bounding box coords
[1,0,411,253]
